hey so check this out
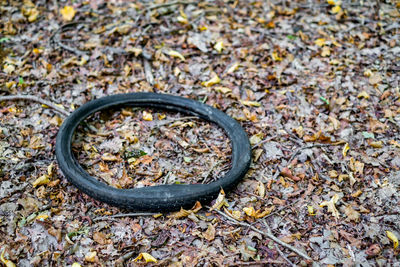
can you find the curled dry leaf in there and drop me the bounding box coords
[32,174,50,187]
[386,231,399,249]
[223,207,242,221]
[133,252,158,263]
[209,189,228,211]
[202,75,221,87]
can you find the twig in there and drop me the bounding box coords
[264,222,296,267]
[0,95,70,116]
[207,206,313,262]
[93,212,157,221]
[287,142,345,166]
[146,1,197,11]
[115,251,135,267]
[234,259,286,265]
[143,59,155,85]
[252,135,278,149]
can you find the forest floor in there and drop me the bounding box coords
[1,0,400,266]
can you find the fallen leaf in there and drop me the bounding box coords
[357,91,370,99]
[202,75,221,87]
[227,62,240,74]
[315,38,326,47]
[307,205,316,216]
[369,73,382,85]
[203,224,216,241]
[241,100,261,107]
[0,249,16,267]
[169,50,185,61]
[320,194,340,219]
[344,205,360,222]
[331,5,341,13]
[342,143,350,157]
[60,6,76,21]
[209,189,228,211]
[386,231,399,249]
[142,110,153,121]
[32,175,50,187]
[85,251,96,263]
[214,41,224,53]
[134,252,158,263]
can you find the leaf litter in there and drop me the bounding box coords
[0,0,400,266]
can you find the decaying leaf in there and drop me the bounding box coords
[320,194,340,219]
[344,205,360,222]
[223,207,243,221]
[214,41,224,53]
[203,224,216,241]
[142,110,153,121]
[169,201,202,219]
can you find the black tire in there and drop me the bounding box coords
[56,93,251,211]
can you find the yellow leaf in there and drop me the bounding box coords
[85,251,97,262]
[364,69,373,77]
[386,231,399,249]
[243,206,256,217]
[71,263,82,267]
[28,8,39,22]
[36,214,49,221]
[32,175,50,187]
[331,5,341,14]
[0,249,16,267]
[271,51,282,61]
[369,140,383,148]
[241,100,261,107]
[3,64,15,74]
[307,205,316,216]
[101,153,119,161]
[209,189,228,211]
[255,206,275,218]
[177,16,188,24]
[357,91,370,99]
[60,6,76,21]
[142,111,153,121]
[202,75,221,87]
[327,0,336,5]
[169,50,185,61]
[320,194,340,219]
[134,252,158,263]
[342,143,350,157]
[214,41,224,53]
[224,207,242,221]
[315,38,326,47]
[249,132,264,146]
[227,62,240,74]
[214,86,232,94]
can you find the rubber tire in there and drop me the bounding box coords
[56,93,251,211]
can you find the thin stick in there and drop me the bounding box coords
[207,206,313,262]
[146,1,197,11]
[143,59,154,85]
[264,222,296,266]
[252,135,278,149]
[0,95,70,116]
[93,212,157,222]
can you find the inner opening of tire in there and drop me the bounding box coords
[72,107,232,189]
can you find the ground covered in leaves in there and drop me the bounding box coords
[1,0,400,266]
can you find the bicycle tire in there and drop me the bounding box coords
[55,93,251,211]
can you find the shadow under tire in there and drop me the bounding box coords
[55,93,251,211]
